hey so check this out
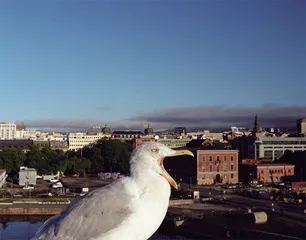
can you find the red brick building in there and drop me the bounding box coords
[197,149,239,185]
[239,159,295,184]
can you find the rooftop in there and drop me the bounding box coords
[19,167,36,172]
[256,136,306,141]
[241,159,294,167]
[257,163,295,167]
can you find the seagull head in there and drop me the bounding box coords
[130,142,194,189]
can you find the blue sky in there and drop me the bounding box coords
[0,0,305,129]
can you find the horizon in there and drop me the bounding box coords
[0,1,305,131]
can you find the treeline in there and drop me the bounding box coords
[0,139,132,177]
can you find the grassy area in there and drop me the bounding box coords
[0,196,75,203]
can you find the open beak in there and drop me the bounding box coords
[158,150,194,190]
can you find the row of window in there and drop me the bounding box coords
[201,173,235,179]
[202,155,234,162]
[262,141,306,145]
[113,135,141,138]
[259,169,291,174]
[202,164,235,172]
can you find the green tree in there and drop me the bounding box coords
[25,146,68,174]
[67,156,91,175]
[0,148,26,175]
[82,146,105,173]
[97,139,132,174]
[25,146,50,174]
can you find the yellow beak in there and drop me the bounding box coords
[158,149,194,190]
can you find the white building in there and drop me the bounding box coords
[68,132,111,150]
[297,118,306,134]
[254,136,306,161]
[0,121,16,140]
[0,170,7,188]
[187,130,223,141]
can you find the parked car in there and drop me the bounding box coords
[13,193,24,197]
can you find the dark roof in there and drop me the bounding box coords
[186,139,234,150]
[0,140,33,149]
[112,131,144,135]
[258,163,295,167]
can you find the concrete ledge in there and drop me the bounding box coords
[0,207,63,215]
[169,199,194,206]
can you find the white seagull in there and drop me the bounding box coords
[32,142,193,240]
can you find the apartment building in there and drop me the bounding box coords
[68,132,111,150]
[254,137,306,161]
[0,121,16,140]
[197,149,239,185]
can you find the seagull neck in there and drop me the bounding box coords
[131,171,161,190]
[130,162,160,187]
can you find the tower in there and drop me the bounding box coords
[252,115,261,138]
[144,123,153,135]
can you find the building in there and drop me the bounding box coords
[0,121,16,140]
[158,137,192,149]
[239,159,295,184]
[50,140,69,151]
[101,125,112,135]
[254,137,306,161]
[68,132,111,150]
[19,167,37,186]
[0,140,33,151]
[144,124,154,135]
[132,135,192,149]
[187,130,224,141]
[175,127,187,136]
[0,170,7,188]
[291,182,306,193]
[297,118,306,134]
[197,149,239,185]
[163,144,239,186]
[111,131,144,141]
[16,122,27,139]
[33,140,50,149]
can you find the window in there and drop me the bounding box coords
[216,156,220,161]
[209,156,212,161]
[209,165,213,172]
[231,174,234,178]
[202,156,206,162]
[261,170,264,174]
[288,169,291,173]
[231,165,234,171]
[224,156,227,161]
[230,156,234,161]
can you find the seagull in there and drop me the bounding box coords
[32,142,193,240]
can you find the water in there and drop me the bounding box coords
[0,222,43,240]
[0,221,187,240]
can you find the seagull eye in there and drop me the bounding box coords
[151,148,159,153]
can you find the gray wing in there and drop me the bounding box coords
[32,178,138,240]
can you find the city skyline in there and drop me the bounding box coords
[0,1,305,130]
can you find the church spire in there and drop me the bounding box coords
[252,114,259,136]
